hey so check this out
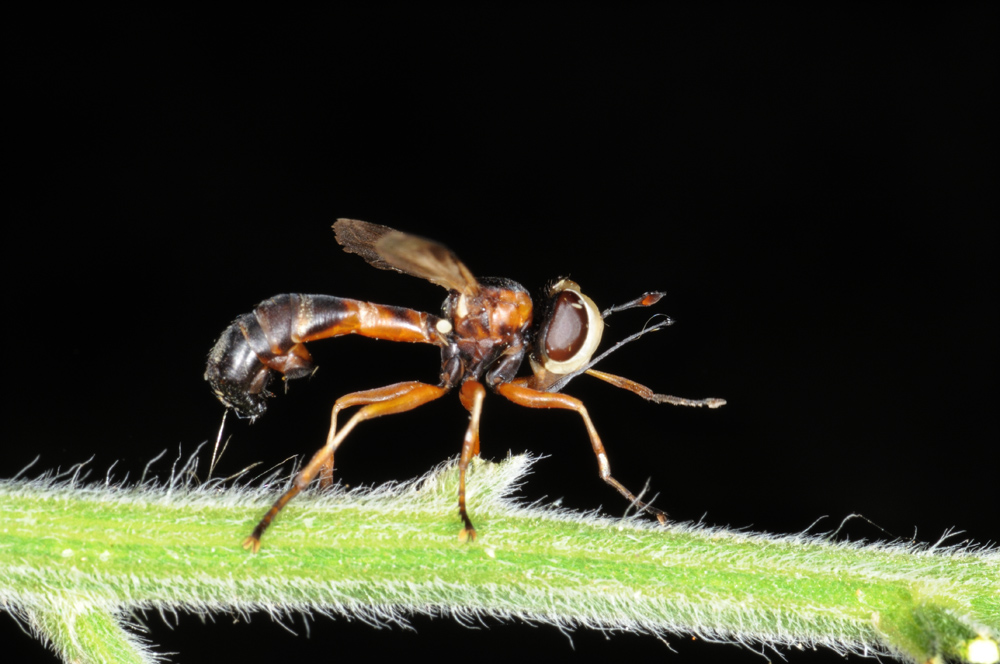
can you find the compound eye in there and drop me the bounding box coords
[546,291,589,361]
[536,282,604,374]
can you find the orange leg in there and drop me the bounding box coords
[457,380,486,541]
[496,382,668,523]
[585,369,726,408]
[317,456,335,488]
[315,382,434,487]
[242,381,449,552]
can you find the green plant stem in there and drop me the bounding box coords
[20,605,154,664]
[1,454,997,664]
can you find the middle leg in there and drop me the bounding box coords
[457,380,486,541]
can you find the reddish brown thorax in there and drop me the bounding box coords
[446,282,533,380]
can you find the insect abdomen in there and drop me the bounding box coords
[206,294,448,418]
[204,295,312,418]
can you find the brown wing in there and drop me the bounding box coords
[333,219,479,294]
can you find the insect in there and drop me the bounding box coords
[205,219,725,552]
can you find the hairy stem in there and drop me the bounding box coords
[1,454,997,664]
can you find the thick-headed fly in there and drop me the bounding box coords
[205,219,725,552]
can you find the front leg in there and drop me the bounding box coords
[585,369,726,408]
[496,382,668,523]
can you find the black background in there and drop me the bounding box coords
[5,8,996,663]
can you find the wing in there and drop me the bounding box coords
[333,219,479,294]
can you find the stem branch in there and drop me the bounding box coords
[1,454,997,663]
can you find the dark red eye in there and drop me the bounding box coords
[545,291,588,361]
[532,280,604,376]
